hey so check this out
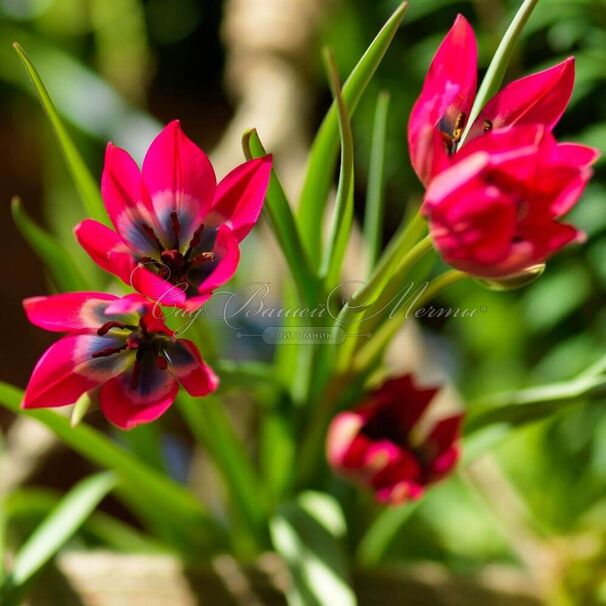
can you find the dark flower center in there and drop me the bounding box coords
[361,406,410,446]
[139,212,216,295]
[92,318,170,388]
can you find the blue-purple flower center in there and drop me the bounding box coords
[139,211,216,295]
[92,318,170,388]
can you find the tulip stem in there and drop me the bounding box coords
[459,0,540,146]
[353,269,469,372]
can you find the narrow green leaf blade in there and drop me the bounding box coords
[363,91,390,272]
[13,43,107,225]
[242,129,319,307]
[297,2,408,262]
[10,472,116,587]
[11,197,92,292]
[320,49,355,289]
[270,492,357,606]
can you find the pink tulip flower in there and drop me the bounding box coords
[75,120,271,310]
[408,14,576,186]
[326,375,462,505]
[22,292,218,429]
[423,125,599,279]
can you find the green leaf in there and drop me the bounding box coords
[320,49,355,288]
[1,472,116,604]
[0,382,221,555]
[214,359,286,393]
[363,91,390,272]
[13,43,108,225]
[297,2,408,262]
[242,129,320,308]
[5,488,169,555]
[11,197,93,292]
[178,394,267,550]
[356,501,420,568]
[459,0,541,145]
[270,492,357,606]
[465,374,606,435]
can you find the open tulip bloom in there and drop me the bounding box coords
[327,375,462,505]
[75,120,272,311]
[409,14,599,280]
[408,14,577,187]
[22,292,218,429]
[423,125,599,278]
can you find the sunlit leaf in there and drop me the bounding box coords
[297,2,408,262]
[270,492,357,606]
[1,472,116,604]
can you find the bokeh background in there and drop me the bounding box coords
[1,0,606,602]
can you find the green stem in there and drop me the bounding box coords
[459,0,540,145]
[353,269,468,372]
[177,394,267,555]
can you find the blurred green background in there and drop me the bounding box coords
[1,0,606,602]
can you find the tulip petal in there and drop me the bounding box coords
[377,375,439,431]
[23,334,133,409]
[99,361,178,430]
[326,412,365,469]
[164,339,219,396]
[75,219,137,284]
[408,14,477,185]
[102,143,163,256]
[426,414,463,457]
[23,292,122,333]
[208,156,272,241]
[551,143,600,169]
[142,120,216,249]
[470,58,575,139]
[129,264,187,307]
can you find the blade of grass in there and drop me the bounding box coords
[11,197,93,292]
[0,382,222,554]
[459,0,541,145]
[363,91,390,273]
[13,43,107,225]
[320,49,355,289]
[297,2,408,262]
[243,129,320,307]
[0,472,116,605]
